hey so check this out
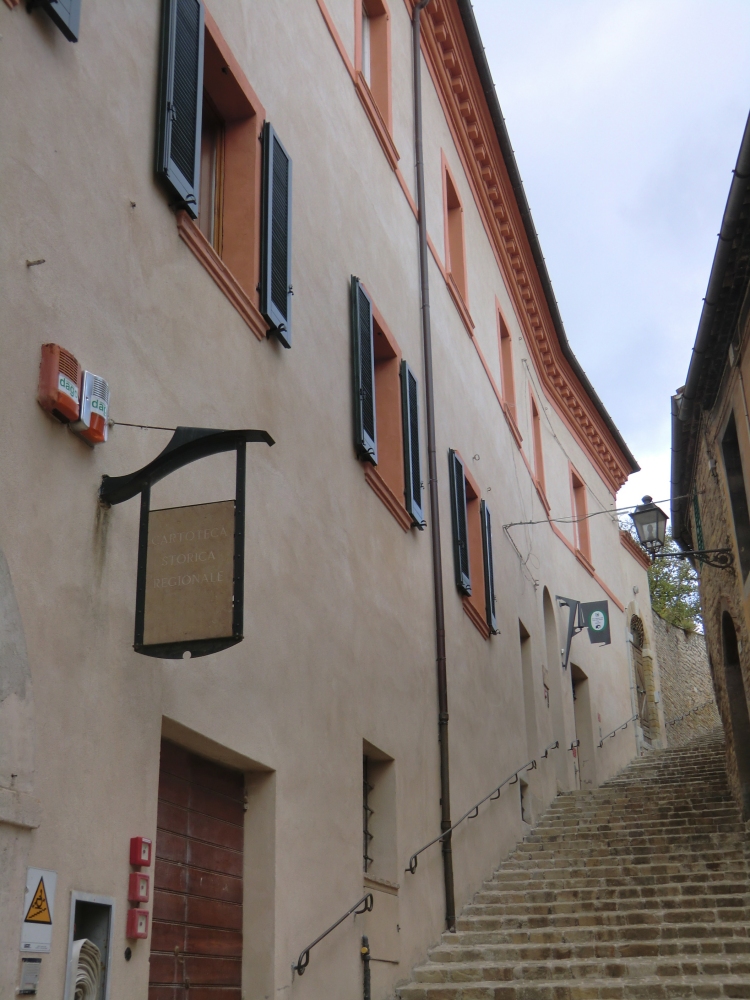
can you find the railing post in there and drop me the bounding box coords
[361,935,371,1000]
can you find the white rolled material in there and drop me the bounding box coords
[72,938,102,1000]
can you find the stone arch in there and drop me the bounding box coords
[721,611,750,818]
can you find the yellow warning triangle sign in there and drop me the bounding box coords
[25,878,52,924]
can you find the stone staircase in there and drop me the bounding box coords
[398,727,750,999]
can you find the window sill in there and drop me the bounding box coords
[176,211,268,342]
[355,74,400,172]
[446,273,474,336]
[535,479,551,514]
[364,464,413,532]
[502,402,523,449]
[463,596,490,640]
[575,548,596,576]
[364,874,399,896]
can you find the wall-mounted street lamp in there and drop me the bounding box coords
[629,496,732,569]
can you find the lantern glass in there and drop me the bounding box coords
[630,496,668,552]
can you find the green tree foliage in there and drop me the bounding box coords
[647,531,703,632]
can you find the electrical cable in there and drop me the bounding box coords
[503,494,690,531]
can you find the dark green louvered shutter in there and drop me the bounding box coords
[480,499,497,633]
[351,277,377,464]
[34,0,81,41]
[155,0,205,219]
[261,123,293,348]
[449,450,471,594]
[400,361,424,528]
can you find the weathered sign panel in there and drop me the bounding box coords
[20,868,57,954]
[143,501,235,646]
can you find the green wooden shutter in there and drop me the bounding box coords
[480,499,497,632]
[261,123,293,348]
[33,0,81,41]
[449,450,471,594]
[351,277,377,464]
[155,0,205,219]
[400,361,424,528]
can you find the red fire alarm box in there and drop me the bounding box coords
[129,837,152,867]
[126,909,149,940]
[71,372,109,445]
[37,344,81,424]
[128,872,150,904]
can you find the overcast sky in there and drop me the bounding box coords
[470,0,750,513]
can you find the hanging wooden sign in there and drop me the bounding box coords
[100,427,274,659]
[142,500,235,647]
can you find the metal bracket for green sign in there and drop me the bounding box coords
[556,596,611,671]
[100,427,274,659]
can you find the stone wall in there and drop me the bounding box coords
[652,612,721,746]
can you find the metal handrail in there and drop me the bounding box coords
[405,740,560,874]
[597,713,638,748]
[665,698,714,727]
[292,893,373,978]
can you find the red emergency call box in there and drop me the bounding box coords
[129,836,152,867]
[37,344,81,424]
[128,872,150,904]
[126,909,149,940]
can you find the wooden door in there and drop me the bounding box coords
[149,740,244,1000]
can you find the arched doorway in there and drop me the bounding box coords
[721,612,750,817]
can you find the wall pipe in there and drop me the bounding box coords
[412,0,456,931]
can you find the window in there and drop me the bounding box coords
[570,468,591,563]
[530,393,545,496]
[497,308,516,420]
[351,277,424,529]
[361,741,399,965]
[362,749,396,880]
[443,163,468,304]
[448,450,497,637]
[198,94,224,253]
[356,0,392,133]
[722,412,750,580]
[155,0,292,345]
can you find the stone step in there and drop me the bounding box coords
[428,935,750,964]
[411,955,750,983]
[397,728,750,1000]
[474,883,750,905]
[456,906,750,932]
[398,974,750,999]
[449,923,750,948]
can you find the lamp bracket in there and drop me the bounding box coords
[651,548,732,570]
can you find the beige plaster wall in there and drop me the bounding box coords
[0,2,640,998]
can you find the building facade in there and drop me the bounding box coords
[672,111,750,822]
[1,1,649,997]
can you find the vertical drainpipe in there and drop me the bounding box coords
[412,0,456,932]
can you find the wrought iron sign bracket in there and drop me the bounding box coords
[652,548,732,570]
[100,427,274,659]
